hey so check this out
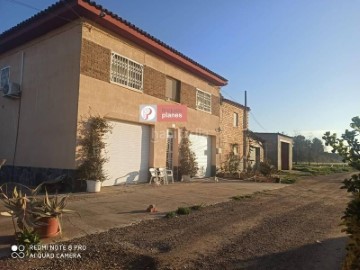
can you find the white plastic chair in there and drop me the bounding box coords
[166,169,174,183]
[149,168,158,184]
[158,168,168,184]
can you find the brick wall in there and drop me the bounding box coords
[143,66,166,99]
[180,82,196,109]
[219,101,247,166]
[79,39,220,117]
[212,95,220,117]
[80,39,110,82]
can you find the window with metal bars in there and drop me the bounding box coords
[196,89,212,113]
[110,53,143,91]
[0,67,10,91]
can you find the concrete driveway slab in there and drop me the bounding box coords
[0,180,285,258]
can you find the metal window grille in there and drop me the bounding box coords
[0,67,10,90]
[110,53,143,91]
[196,90,211,112]
[166,130,174,170]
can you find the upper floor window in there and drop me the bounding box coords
[166,77,180,102]
[0,67,10,91]
[196,89,211,113]
[233,112,239,127]
[110,52,143,91]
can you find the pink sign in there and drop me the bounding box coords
[157,104,187,122]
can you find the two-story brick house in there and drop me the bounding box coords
[219,98,248,171]
[0,0,227,186]
[219,97,265,172]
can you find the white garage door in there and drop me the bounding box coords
[102,121,150,186]
[189,134,212,177]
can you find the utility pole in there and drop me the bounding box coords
[243,90,248,171]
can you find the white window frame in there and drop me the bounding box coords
[110,52,144,92]
[0,66,10,91]
[233,112,239,127]
[196,89,212,113]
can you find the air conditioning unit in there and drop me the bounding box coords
[1,82,21,98]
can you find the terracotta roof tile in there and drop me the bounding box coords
[0,0,227,86]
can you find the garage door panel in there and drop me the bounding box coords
[189,134,211,178]
[103,121,150,186]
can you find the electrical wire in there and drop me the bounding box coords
[221,89,267,132]
[2,0,43,12]
[250,111,267,132]
[2,0,74,23]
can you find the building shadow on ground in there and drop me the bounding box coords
[218,236,347,270]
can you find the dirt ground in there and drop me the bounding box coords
[0,173,352,270]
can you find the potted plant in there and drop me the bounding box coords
[77,115,112,192]
[179,128,198,181]
[0,183,74,238]
[0,184,38,234]
[31,191,74,238]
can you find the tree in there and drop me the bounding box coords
[293,135,307,163]
[293,134,340,163]
[77,116,112,181]
[179,128,198,178]
[311,137,325,163]
[323,116,360,170]
[323,116,360,270]
[293,135,318,163]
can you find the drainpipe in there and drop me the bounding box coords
[243,90,247,171]
[20,51,24,85]
[11,51,24,179]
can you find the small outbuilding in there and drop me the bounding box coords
[254,133,293,171]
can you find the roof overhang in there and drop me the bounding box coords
[221,97,250,111]
[0,0,228,86]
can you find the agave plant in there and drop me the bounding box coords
[32,191,75,235]
[0,185,39,234]
[1,181,75,236]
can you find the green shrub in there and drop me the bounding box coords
[77,115,113,181]
[190,204,203,211]
[16,229,40,256]
[323,116,360,270]
[341,195,360,270]
[281,178,296,184]
[231,194,252,200]
[179,128,199,177]
[224,150,241,174]
[259,161,272,177]
[176,207,191,215]
[165,211,177,219]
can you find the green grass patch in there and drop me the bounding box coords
[281,178,296,184]
[166,205,204,218]
[231,194,252,200]
[190,204,204,211]
[292,164,353,176]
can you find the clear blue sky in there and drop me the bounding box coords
[1,0,359,140]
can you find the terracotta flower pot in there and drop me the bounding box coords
[35,217,60,238]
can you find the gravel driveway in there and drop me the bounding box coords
[0,173,352,270]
